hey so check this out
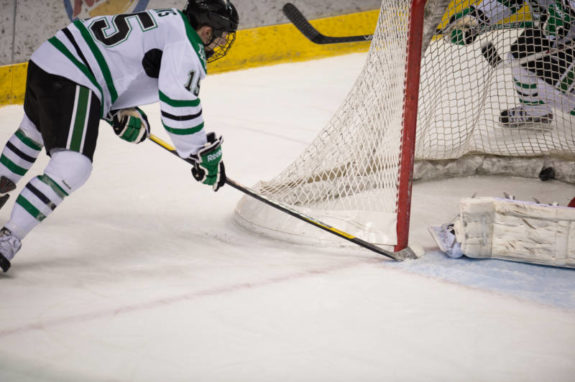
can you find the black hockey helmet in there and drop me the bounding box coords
[184,0,239,62]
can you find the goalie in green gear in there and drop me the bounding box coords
[445,0,575,129]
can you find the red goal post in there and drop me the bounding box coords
[235,0,575,256]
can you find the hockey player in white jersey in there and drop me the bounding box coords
[446,0,575,129]
[0,0,239,272]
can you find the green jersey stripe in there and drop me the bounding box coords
[177,10,207,73]
[16,195,47,222]
[48,37,105,116]
[73,19,119,103]
[159,91,200,107]
[163,122,204,135]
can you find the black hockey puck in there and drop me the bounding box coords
[538,167,555,181]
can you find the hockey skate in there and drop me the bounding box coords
[0,227,22,272]
[499,106,553,130]
[428,223,463,259]
[0,176,16,210]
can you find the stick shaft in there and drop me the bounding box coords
[282,3,372,44]
[148,134,401,260]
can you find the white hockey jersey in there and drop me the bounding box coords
[31,8,208,157]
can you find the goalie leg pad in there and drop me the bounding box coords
[455,197,575,268]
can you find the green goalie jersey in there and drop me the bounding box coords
[31,8,208,157]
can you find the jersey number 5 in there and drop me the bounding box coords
[90,12,157,47]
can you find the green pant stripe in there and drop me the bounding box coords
[16,195,46,221]
[69,87,91,152]
[15,129,42,151]
[159,91,200,107]
[38,175,69,198]
[0,154,27,176]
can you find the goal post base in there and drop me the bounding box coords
[393,246,420,261]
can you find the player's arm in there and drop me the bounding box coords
[158,41,225,191]
[446,0,525,45]
[104,108,150,144]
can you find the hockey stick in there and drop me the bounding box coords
[148,134,413,261]
[480,39,575,69]
[434,20,535,67]
[435,20,534,37]
[481,42,504,67]
[282,3,373,44]
[283,1,531,46]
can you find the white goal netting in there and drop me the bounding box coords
[235,0,575,250]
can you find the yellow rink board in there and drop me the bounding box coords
[0,10,379,107]
[0,1,534,107]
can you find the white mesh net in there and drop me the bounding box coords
[235,0,575,249]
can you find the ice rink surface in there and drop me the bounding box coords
[1,53,574,381]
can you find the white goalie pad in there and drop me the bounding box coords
[453,197,575,268]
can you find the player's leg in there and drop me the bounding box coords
[499,64,553,127]
[0,150,93,272]
[2,149,93,242]
[0,63,46,209]
[499,28,554,128]
[0,61,100,272]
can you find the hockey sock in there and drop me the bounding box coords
[0,115,44,186]
[511,65,551,116]
[4,150,92,240]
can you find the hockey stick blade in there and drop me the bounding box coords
[149,134,411,261]
[282,3,373,44]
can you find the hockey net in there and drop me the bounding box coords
[234,0,575,254]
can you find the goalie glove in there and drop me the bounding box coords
[106,107,150,144]
[190,132,226,192]
[446,7,489,45]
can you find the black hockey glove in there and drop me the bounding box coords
[106,107,150,144]
[446,7,489,45]
[190,132,226,192]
